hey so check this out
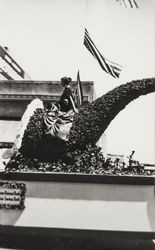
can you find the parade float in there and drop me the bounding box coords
[0,79,155,247]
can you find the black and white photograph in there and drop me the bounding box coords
[0,0,155,249]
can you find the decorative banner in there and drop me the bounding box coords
[0,182,26,210]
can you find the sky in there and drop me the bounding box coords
[0,0,154,163]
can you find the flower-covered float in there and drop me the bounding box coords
[0,78,155,245]
[5,77,155,176]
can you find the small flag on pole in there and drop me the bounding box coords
[116,0,139,8]
[75,70,83,106]
[84,29,122,78]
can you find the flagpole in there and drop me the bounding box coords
[77,0,88,73]
[75,0,88,107]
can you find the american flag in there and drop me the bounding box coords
[116,0,139,8]
[84,28,122,78]
[75,70,83,106]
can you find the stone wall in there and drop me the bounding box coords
[0,80,94,120]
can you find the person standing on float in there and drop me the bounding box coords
[58,77,78,113]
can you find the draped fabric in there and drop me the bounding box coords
[44,105,75,141]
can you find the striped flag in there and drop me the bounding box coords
[116,0,139,8]
[75,70,83,106]
[84,29,122,78]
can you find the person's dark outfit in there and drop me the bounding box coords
[58,86,76,112]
